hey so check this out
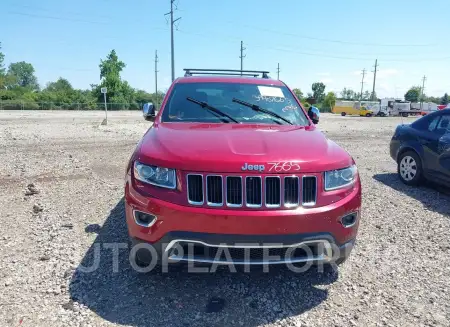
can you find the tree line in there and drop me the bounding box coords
[291,82,449,113]
[1,41,448,111]
[0,43,162,110]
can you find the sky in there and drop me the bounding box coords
[1,0,450,99]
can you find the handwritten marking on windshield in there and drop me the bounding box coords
[253,95,286,103]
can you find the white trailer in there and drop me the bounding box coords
[380,98,421,117]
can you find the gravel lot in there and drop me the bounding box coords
[0,110,449,327]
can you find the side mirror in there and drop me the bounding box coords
[143,103,156,121]
[308,107,320,124]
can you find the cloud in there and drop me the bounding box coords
[317,72,330,77]
[320,78,333,84]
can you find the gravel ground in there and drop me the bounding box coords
[0,110,449,327]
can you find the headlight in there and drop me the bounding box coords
[324,165,357,191]
[133,161,176,189]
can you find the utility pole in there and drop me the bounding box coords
[420,75,426,110]
[239,41,246,75]
[165,0,181,82]
[371,59,378,101]
[359,68,366,108]
[276,63,280,80]
[155,50,159,107]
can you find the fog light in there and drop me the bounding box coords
[133,210,157,227]
[341,212,358,228]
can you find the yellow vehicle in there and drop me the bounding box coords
[332,101,374,117]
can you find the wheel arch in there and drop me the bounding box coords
[396,143,424,164]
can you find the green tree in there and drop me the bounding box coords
[7,62,39,90]
[0,43,8,89]
[340,88,357,100]
[100,49,125,80]
[0,42,5,77]
[292,88,303,101]
[404,86,422,102]
[440,93,449,105]
[323,92,337,109]
[96,49,128,107]
[45,78,73,93]
[312,82,326,102]
[362,90,371,100]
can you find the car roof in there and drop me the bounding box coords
[174,75,285,86]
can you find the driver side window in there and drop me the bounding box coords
[435,114,450,135]
[428,116,440,132]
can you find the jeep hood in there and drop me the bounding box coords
[136,123,354,173]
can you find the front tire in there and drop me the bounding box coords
[341,112,346,116]
[397,151,423,186]
[365,113,372,117]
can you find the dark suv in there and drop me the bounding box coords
[390,109,450,186]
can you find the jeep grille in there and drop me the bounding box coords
[186,173,317,209]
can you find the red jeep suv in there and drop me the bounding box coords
[125,69,361,269]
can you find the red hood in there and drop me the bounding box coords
[136,123,354,173]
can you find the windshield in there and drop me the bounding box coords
[161,82,309,125]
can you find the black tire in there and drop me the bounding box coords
[365,113,372,117]
[401,112,408,117]
[341,112,346,116]
[397,151,423,186]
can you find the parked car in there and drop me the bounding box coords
[390,109,450,186]
[125,69,361,269]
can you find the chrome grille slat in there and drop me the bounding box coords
[265,177,281,207]
[302,176,317,206]
[226,176,243,207]
[206,175,223,206]
[187,173,316,208]
[187,174,203,205]
[284,176,299,207]
[245,176,262,207]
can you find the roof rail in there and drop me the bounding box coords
[183,69,270,79]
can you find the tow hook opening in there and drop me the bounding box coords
[133,210,157,227]
[340,212,358,228]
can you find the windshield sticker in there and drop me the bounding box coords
[257,86,285,98]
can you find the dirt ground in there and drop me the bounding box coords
[0,111,449,327]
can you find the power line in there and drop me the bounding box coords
[176,29,450,63]
[7,11,109,25]
[227,22,439,48]
[420,75,427,109]
[155,50,159,96]
[371,59,378,100]
[4,11,448,62]
[165,0,181,82]
[276,63,280,80]
[239,41,246,75]
[359,69,366,107]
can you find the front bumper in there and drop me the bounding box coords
[125,177,361,265]
[130,232,355,265]
[390,139,400,162]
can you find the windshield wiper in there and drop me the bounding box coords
[232,98,293,125]
[186,97,240,123]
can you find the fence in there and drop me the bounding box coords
[0,101,144,111]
